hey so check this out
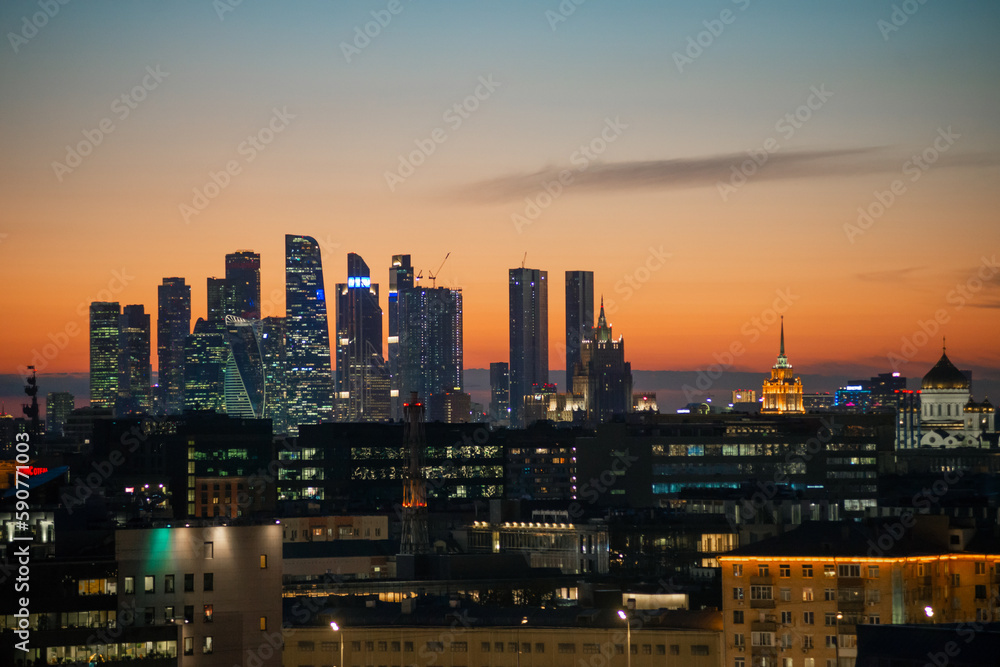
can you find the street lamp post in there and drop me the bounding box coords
[330,621,344,667]
[617,610,631,667]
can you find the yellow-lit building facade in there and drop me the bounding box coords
[718,552,1000,667]
[760,319,804,415]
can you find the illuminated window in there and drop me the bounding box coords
[260,554,267,569]
[124,577,135,595]
[144,576,155,593]
[203,605,213,622]
[184,638,193,656]
[260,616,267,631]
[203,636,213,654]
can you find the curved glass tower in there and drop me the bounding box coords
[224,316,266,418]
[285,234,334,429]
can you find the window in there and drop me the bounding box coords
[164,574,175,593]
[656,644,665,655]
[124,577,135,595]
[952,573,961,587]
[691,645,710,655]
[642,644,652,654]
[824,588,836,601]
[183,605,193,623]
[868,565,880,578]
[321,642,338,652]
[391,641,400,652]
[976,585,987,599]
[203,605,213,622]
[802,564,813,577]
[803,611,814,625]
[780,588,791,601]
[781,611,792,624]
[733,587,744,600]
[184,574,194,592]
[736,659,746,667]
[868,614,880,625]
[825,635,837,648]
[734,633,745,647]
[404,641,413,652]
[669,644,680,655]
[614,645,624,655]
[780,633,792,648]
[804,660,814,667]
[535,643,544,653]
[144,607,154,625]
[750,585,773,600]
[734,610,744,624]
[144,576,155,593]
[204,573,214,592]
[203,636,213,654]
[522,642,532,654]
[450,641,467,652]
[866,589,881,604]
[803,587,814,601]
[583,644,601,654]
[184,637,193,656]
[838,564,861,577]
[163,606,174,623]
[480,642,490,652]
[758,564,769,577]
[260,554,267,569]
[751,632,774,647]
[425,642,443,652]
[779,564,791,578]
[825,612,838,626]
[975,562,986,575]
[803,635,814,649]
[508,642,517,653]
[558,643,576,653]
[733,563,743,577]
[260,616,267,631]
[494,642,504,653]
[203,542,213,559]
[824,564,836,577]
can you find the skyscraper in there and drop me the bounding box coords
[262,316,289,434]
[45,392,75,437]
[285,234,334,429]
[224,316,266,418]
[388,254,414,419]
[573,299,632,424]
[89,301,120,409]
[761,317,805,414]
[565,270,594,391]
[183,318,227,413]
[157,277,191,414]
[509,267,548,428]
[398,285,463,403]
[118,304,152,415]
[225,250,261,320]
[489,362,510,425]
[206,276,235,324]
[335,253,390,422]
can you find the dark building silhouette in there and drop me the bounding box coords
[225,249,261,320]
[336,252,390,422]
[117,304,152,415]
[398,285,463,405]
[508,267,548,428]
[157,277,191,414]
[388,254,414,419]
[490,362,510,425]
[565,270,594,391]
[573,299,632,424]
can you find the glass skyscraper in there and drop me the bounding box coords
[118,303,152,415]
[388,254,414,419]
[398,285,463,404]
[262,316,289,435]
[224,316,266,418]
[225,250,261,320]
[508,267,548,428]
[184,318,227,413]
[565,270,594,390]
[89,301,120,409]
[285,234,333,429]
[335,252,390,422]
[157,277,191,414]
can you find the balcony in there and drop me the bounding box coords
[750,598,775,609]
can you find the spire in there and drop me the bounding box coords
[594,295,612,342]
[597,296,608,329]
[780,316,785,357]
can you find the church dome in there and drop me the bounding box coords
[921,351,970,390]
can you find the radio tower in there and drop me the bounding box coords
[22,366,40,441]
[400,391,430,554]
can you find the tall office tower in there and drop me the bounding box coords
[565,270,594,391]
[206,276,235,323]
[388,254,414,419]
[224,316,266,418]
[183,318,228,413]
[489,362,510,425]
[262,316,289,434]
[45,392,75,437]
[336,252,391,422]
[508,267,548,428]
[157,277,191,415]
[90,301,121,409]
[574,299,633,424]
[398,285,463,403]
[117,304,152,415]
[226,250,261,320]
[285,234,334,429]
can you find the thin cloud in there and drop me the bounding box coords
[455,148,1000,203]
[855,267,926,283]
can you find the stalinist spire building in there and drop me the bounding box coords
[760,317,805,414]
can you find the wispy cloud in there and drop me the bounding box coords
[855,267,926,283]
[455,148,1000,203]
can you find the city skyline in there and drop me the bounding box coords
[2,1,999,403]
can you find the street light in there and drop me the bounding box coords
[330,621,344,667]
[617,610,631,667]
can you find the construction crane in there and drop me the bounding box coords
[428,252,450,288]
[521,252,527,268]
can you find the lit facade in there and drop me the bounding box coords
[261,316,288,434]
[572,300,633,424]
[89,301,121,409]
[285,234,334,429]
[760,318,804,415]
[509,267,548,428]
[118,304,152,415]
[398,285,463,404]
[45,391,75,437]
[157,277,192,415]
[224,250,261,320]
[388,254,414,419]
[223,316,266,419]
[183,319,227,413]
